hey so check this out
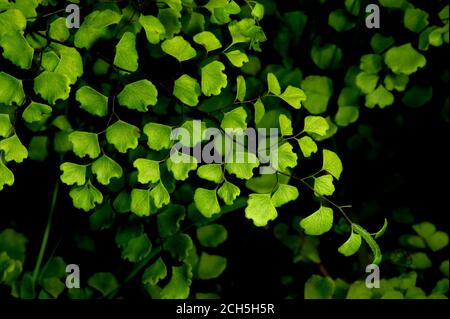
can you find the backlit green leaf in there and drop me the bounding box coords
[245,193,278,227]
[106,121,140,153]
[300,206,334,236]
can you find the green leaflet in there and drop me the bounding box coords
[114,32,138,72]
[193,31,222,52]
[0,72,25,106]
[0,161,14,191]
[201,61,227,96]
[76,86,108,117]
[69,132,101,159]
[245,193,278,227]
[139,15,166,44]
[197,164,223,183]
[300,206,334,236]
[117,80,158,112]
[106,121,140,153]
[22,102,52,123]
[0,114,12,137]
[304,116,329,136]
[338,231,362,257]
[74,9,122,49]
[167,153,197,181]
[92,155,123,186]
[143,122,173,151]
[33,71,70,105]
[133,159,161,184]
[194,188,221,218]
[384,44,426,75]
[353,224,383,265]
[69,182,104,212]
[225,50,249,67]
[173,75,201,107]
[322,149,343,180]
[0,30,33,69]
[60,163,87,186]
[271,184,299,207]
[217,181,240,205]
[0,134,28,163]
[161,36,197,62]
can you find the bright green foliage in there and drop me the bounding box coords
[60,163,87,186]
[75,9,122,49]
[49,17,70,42]
[353,224,382,265]
[225,50,249,67]
[314,175,334,196]
[322,150,343,180]
[69,182,104,212]
[280,86,307,109]
[221,107,247,132]
[236,75,246,102]
[22,102,52,123]
[166,153,197,181]
[139,15,166,44]
[76,86,108,117]
[69,132,100,159]
[173,75,201,107]
[201,61,228,96]
[225,152,259,179]
[117,80,158,112]
[193,31,222,52]
[143,123,173,151]
[197,164,223,183]
[106,121,140,153]
[304,116,329,136]
[0,31,33,69]
[131,189,151,217]
[0,114,12,137]
[92,155,123,186]
[267,73,281,95]
[150,182,170,209]
[161,36,197,62]
[194,188,221,218]
[1,0,442,301]
[271,184,299,208]
[134,159,160,184]
[0,135,28,163]
[274,143,297,172]
[300,206,334,236]
[217,181,240,205]
[0,161,14,191]
[245,193,278,227]
[0,72,25,106]
[338,231,362,257]
[298,136,318,158]
[384,44,426,75]
[114,32,138,72]
[33,71,70,105]
[279,115,293,136]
